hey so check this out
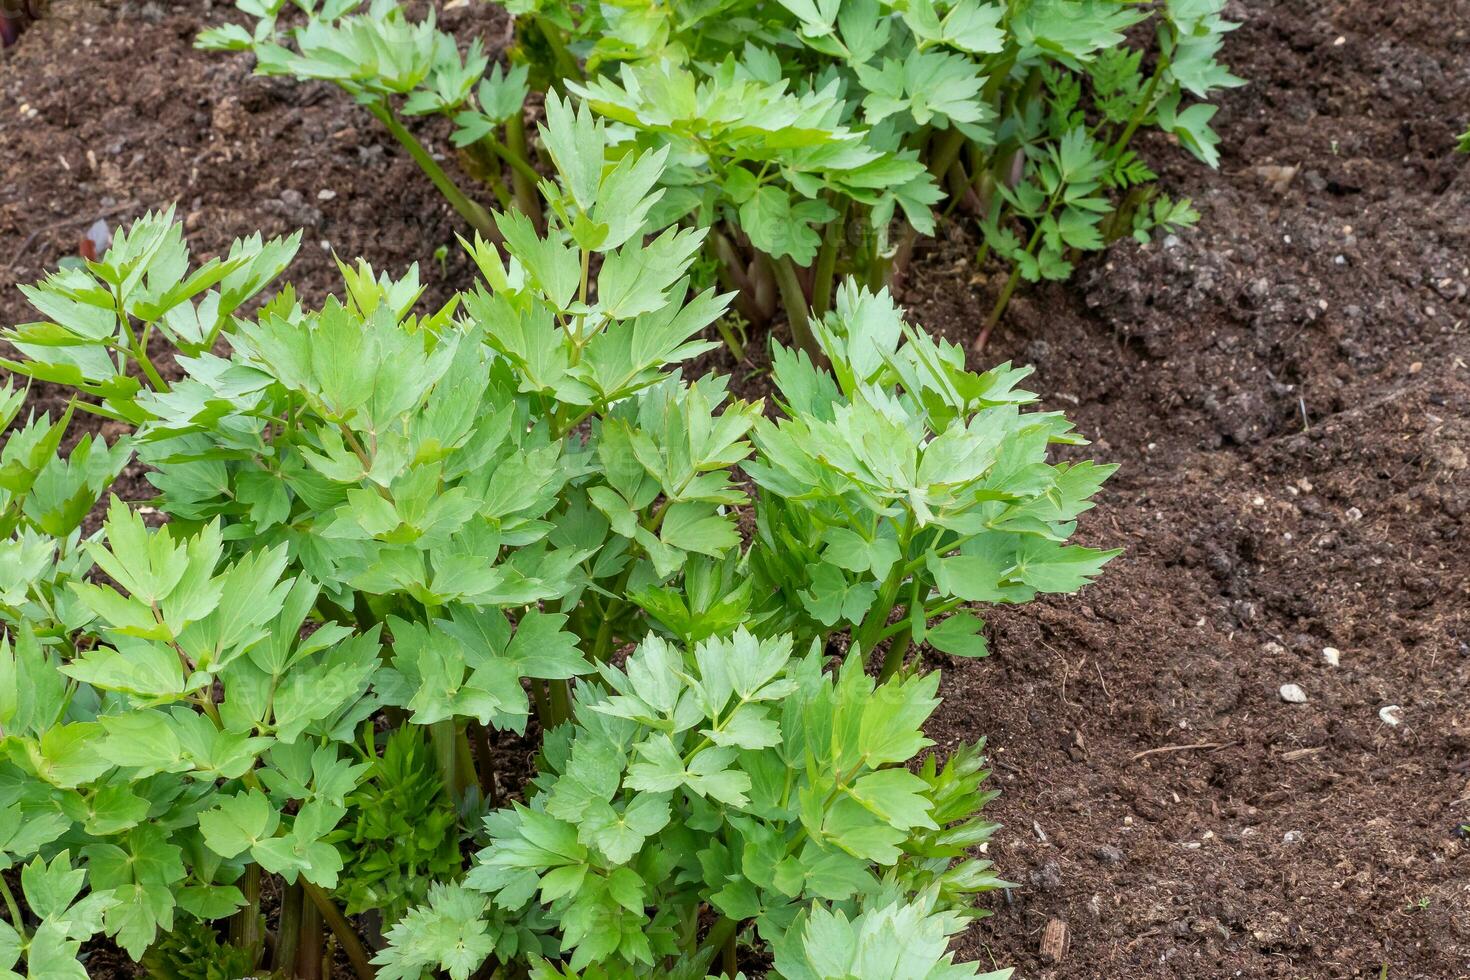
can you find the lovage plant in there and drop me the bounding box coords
[524,0,1243,345]
[0,102,1115,977]
[203,0,1240,352]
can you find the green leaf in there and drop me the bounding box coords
[1011,540,1120,593]
[579,794,671,864]
[800,563,877,628]
[198,790,279,860]
[0,807,69,869]
[925,613,989,658]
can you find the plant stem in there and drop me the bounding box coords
[469,721,499,805]
[132,341,170,392]
[480,131,546,190]
[297,890,323,980]
[975,263,1023,352]
[713,317,747,362]
[927,126,968,183]
[588,565,634,663]
[852,514,915,667]
[275,881,304,976]
[368,102,495,240]
[723,925,738,977]
[230,863,262,965]
[698,917,739,978]
[303,881,376,980]
[455,726,479,797]
[548,678,573,727]
[529,678,554,728]
[750,250,778,321]
[944,160,982,217]
[886,224,920,294]
[768,254,820,361]
[430,720,460,800]
[503,111,545,230]
[879,629,913,682]
[0,875,27,941]
[1110,53,1169,159]
[533,14,584,88]
[976,180,1063,351]
[462,140,514,211]
[810,196,850,318]
[708,231,764,329]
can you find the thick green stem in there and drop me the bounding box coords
[699,917,740,978]
[879,629,913,682]
[750,250,778,321]
[369,102,495,239]
[297,891,323,980]
[529,679,554,728]
[852,516,915,667]
[944,160,981,217]
[133,343,170,392]
[927,126,968,182]
[708,232,765,329]
[455,727,479,797]
[462,140,514,211]
[230,864,262,965]
[533,14,584,88]
[469,721,499,805]
[810,197,850,318]
[480,130,545,190]
[768,254,820,360]
[548,678,573,727]
[503,112,545,230]
[303,881,375,980]
[0,876,27,941]
[589,565,634,663]
[854,569,907,669]
[275,881,304,977]
[429,720,460,800]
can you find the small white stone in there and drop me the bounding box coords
[317,189,338,201]
[1379,705,1403,727]
[1322,647,1340,667]
[1279,684,1308,704]
[1282,830,1303,844]
[1344,506,1363,523]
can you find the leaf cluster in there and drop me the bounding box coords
[200,0,1243,351]
[0,100,1116,978]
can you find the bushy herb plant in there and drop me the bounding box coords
[202,0,1239,352]
[0,102,1114,977]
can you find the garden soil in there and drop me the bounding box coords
[1,1,1467,977]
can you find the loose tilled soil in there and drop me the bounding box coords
[2,1,1468,977]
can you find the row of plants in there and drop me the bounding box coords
[199,0,1243,354]
[0,91,1119,976]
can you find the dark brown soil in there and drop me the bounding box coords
[3,1,1468,978]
